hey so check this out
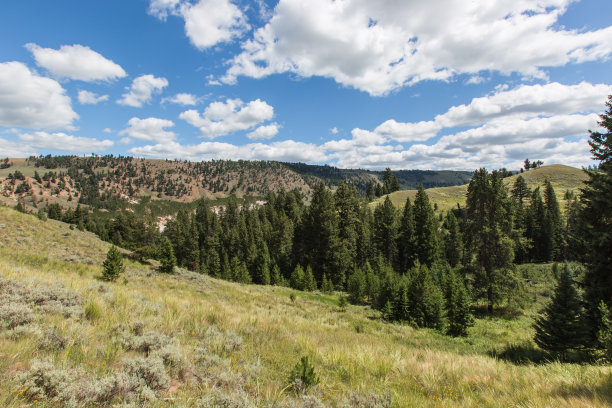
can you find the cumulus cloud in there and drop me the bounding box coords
[247,123,279,140]
[162,93,199,106]
[0,61,78,130]
[129,139,325,163]
[180,98,274,138]
[26,43,126,82]
[149,0,248,50]
[78,90,109,104]
[319,81,610,169]
[223,0,612,95]
[117,74,168,107]
[18,131,113,152]
[0,137,35,157]
[119,117,176,143]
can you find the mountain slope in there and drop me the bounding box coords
[1,206,610,407]
[373,164,588,211]
[0,156,474,212]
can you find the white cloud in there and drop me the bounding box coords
[119,117,176,143]
[318,81,610,169]
[0,61,78,130]
[180,98,274,138]
[129,139,325,163]
[223,0,612,95]
[18,131,113,152]
[0,137,35,157]
[150,0,248,50]
[103,128,112,133]
[78,90,109,104]
[26,43,126,82]
[162,93,199,106]
[117,74,168,107]
[247,123,279,140]
[331,127,338,134]
[148,0,182,19]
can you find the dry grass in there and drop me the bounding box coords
[0,205,610,407]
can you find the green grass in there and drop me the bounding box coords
[372,164,588,212]
[0,205,610,407]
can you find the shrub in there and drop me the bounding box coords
[196,389,255,408]
[38,327,67,351]
[18,358,75,402]
[0,302,35,329]
[288,356,319,393]
[122,356,170,392]
[151,344,189,379]
[340,392,392,408]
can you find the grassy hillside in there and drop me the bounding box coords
[373,164,588,211]
[1,206,610,407]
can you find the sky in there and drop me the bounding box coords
[0,0,611,171]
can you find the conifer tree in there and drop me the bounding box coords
[444,269,473,336]
[443,211,462,268]
[159,236,177,274]
[347,268,366,304]
[102,245,125,282]
[464,169,516,312]
[290,264,306,290]
[321,273,334,294]
[373,196,399,266]
[304,265,317,291]
[581,95,612,343]
[392,284,410,322]
[543,179,563,261]
[397,197,417,272]
[271,263,284,286]
[413,184,438,266]
[533,265,588,361]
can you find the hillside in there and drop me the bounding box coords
[0,156,473,213]
[373,164,588,211]
[1,206,611,407]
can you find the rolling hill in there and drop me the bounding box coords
[1,203,611,407]
[0,156,474,213]
[372,164,588,211]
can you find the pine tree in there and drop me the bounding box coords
[464,169,516,312]
[397,197,417,272]
[392,284,410,322]
[304,265,317,291]
[581,95,612,344]
[413,184,438,266]
[445,269,473,336]
[290,264,306,290]
[321,273,334,294]
[543,179,563,261]
[102,245,125,282]
[158,236,176,273]
[271,263,284,286]
[533,265,588,361]
[347,268,366,304]
[443,211,462,268]
[373,196,398,266]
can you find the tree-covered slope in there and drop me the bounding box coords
[1,205,611,407]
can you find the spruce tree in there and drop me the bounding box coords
[392,284,410,322]
[290,264,306,290]
[347,268,366,304]
[464,169,516,312]
[443,211,462,268]
[445,269,473,336]
[397,197,417,272]
[304,265,317,291]
[581,95,612,344]
[102,245,125,282]
[543,179,563,261]
[533,265,588,361]
[373,196,398,266]
[159,236,177,273]
[413,184,438,267]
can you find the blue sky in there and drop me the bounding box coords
[1,0,611,170]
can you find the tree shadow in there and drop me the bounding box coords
[489,343,551,365]
[554,372,612,405]
[490,343,597,365]
[472,305,523,320]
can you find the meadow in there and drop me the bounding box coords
[1,206,610,407]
